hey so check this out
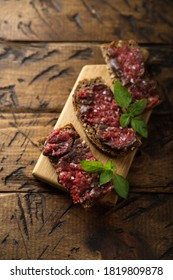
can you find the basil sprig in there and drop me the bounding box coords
[80,159,129,199]
[114,81,148,138]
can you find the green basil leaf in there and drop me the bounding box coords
[129,98,147,116]
[131,116,148,138]
[113,174,129,199]
[120,113,131,127]
[114,80,132,109]
[80,160,104,173]
[99,170,113,185]
[104,160,116,172]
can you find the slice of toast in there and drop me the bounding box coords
[101,40,149,81]
[73,77,141,157]
[42,123,113,207]
[101,40,161,110]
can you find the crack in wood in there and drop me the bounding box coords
[4,167,26,185]
[50,0,61,12]
[18,20,38,38]
[52,235,64,251]
[37,244,49,260]
[21,49,59,65]
[21,51,39,64]
[160,246,173,259]
[0,47,12,60]
[29,64,59,85]
[30,0,58,39]
[68,47,92,60]
[7,131,20,147]
[9,114,39,148]
[35,195,45,225]
[48,67,73,81]
[14,211,29,258]
[48,203,74,236]
[69,13,83,29]
[17,194,29,239]
[102,0,119,13]
[48,220,65,235]
[123,194,170,222]
[0,85,18,108]
[1,234,9,244]
[81,0,102,23]
[36,95,49,110]
[24,193,33,225]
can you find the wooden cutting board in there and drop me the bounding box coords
[32,65,151,205]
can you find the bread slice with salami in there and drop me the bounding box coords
[73,77,141,156]
[42,124,113,207]
[101,40,161,110]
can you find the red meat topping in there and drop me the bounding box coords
[107,45,145,85]
[106,45,159,109]
[128,78,159,110]
[43,128,112,205]
[43,128,76,158]
[78,83,137,150]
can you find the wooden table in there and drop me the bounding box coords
[0,0,173,260]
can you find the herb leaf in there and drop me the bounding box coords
[104,160,116,172]
[131,116,148,138]
[113,174,129,199]
[114,80,132,109]
[81,159,129,199]
[99,170,113,185]
[120,113,131,127]
[129,98,147,117]
[80,160,104,172]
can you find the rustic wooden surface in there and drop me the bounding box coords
[0,0,173,260]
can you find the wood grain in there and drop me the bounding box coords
[0,192,173,260]
[0,1,173,260]
[0,113,59,192]
[0,0,173,43]
[0,42,172,114]
[0,42,103,112]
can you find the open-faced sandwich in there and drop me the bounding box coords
[73,77,141,156]
[42,124,113,207]
[101,40,160,110]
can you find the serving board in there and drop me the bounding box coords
[32,65,151,205]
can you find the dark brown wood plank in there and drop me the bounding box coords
[0,192,173,259]
[0,112,172,193]
[0,0,173,43]
[0,42,103,112]
[0,42,173,114]
[0,112,59,192]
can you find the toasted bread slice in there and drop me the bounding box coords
[101,40,161,110]
[42,123,113,207]
[73,77,141,157]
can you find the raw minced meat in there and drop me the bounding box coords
[42,125,112,206]
[105,42,160,109]
[76,80,137,151]
[107,44,145,85]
